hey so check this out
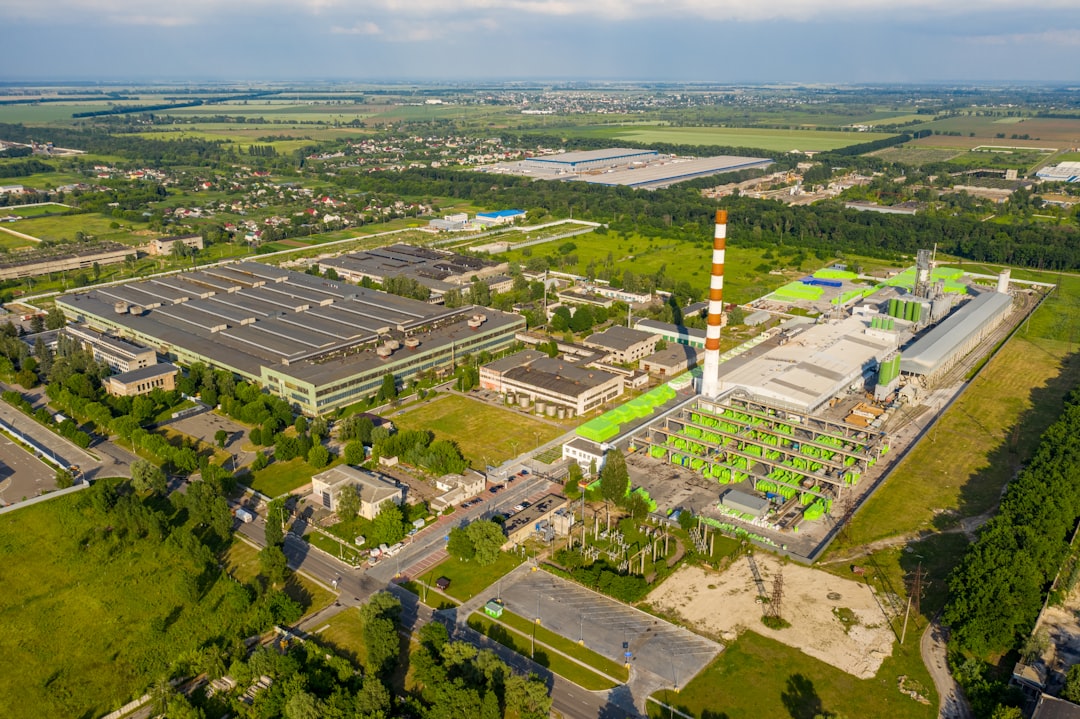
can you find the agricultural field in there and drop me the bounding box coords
[921,115,1080,144]
[561,125,896,152]
[390,393,566,470]
[869,145,967,166]
[501,229,818,305]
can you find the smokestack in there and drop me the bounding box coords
[701,210,726,398]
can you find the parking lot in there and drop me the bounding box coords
[167,411,252,466]
[497,569,722,687]
[0,434,57,505]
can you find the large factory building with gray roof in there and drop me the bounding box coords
[56,261,524,415]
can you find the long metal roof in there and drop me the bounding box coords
[900,291,1012,375]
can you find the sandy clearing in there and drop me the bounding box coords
[646,558,895,679]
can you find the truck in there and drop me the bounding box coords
[235,508,256,523]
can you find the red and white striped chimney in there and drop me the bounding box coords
[701,210,726,397]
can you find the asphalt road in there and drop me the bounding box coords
[0,432,55,504]
[237,491,643,718]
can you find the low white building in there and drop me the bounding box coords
[311,465,404,519]
[430,470,487,511]
[562,437,607,475]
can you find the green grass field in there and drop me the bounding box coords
[423,552,524,602]
[312,606,369,667]
[1,202,70,217]
[0,230,35,251]
[501,230,815,305]
[0,489,319,719]
[223,539,335,613]
[467,612,617,691]
[557,125,896,152]
[391,394,566,469]
[6,212,160,245]
[650,630,935,719]
[244,455,341,497]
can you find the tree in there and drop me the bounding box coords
[130,458,166,495]
[504,673,552,719]
[599,449,629,505]
[265,497,287,547]
[447,525,476,562]
[376,373,397,403]
[360,591,401,677]
[466,520,506,566]
[251,451,268,471]
[307,443,330,469]
[569,305,594,333]
[259,545,288,586]
[294,415,308,436]
[1063,664,1080,703]
[55,467,74,489]
[44,307,67,330]
[283,691,322,719]
[214,429,228,449]
[371,500,405,545]
[344,441,366,465]
[337,485,361,520]
[339,414,374,444]
[565,463,583,499]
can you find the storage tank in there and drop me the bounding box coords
[534,400,547,415]
[546,404,557,417]
[518,395,531,408]
[997,269,1011,294]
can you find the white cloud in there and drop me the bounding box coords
[331,21,382,35]
[966,28,1080,46]
[3,0,1079,26]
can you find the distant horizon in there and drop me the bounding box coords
[0,78,1078,89]
[3,0,1079,85]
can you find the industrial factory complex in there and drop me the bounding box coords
[560,211,1036,561]
[55,261,523,415]
[479,147,773,189]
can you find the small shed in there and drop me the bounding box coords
[721,489,769,518]
[435,576,451,591]
[484,600,504,619]
[744,310,772,327]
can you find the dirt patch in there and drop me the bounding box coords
[646,559,894,679]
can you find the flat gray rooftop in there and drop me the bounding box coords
[58,262,521,386]
[524,148,657,165]
[581,155,773,189]
[900,291,1013,376]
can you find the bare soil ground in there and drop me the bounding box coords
[647,558,895,679]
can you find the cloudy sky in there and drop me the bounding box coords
[2,0,1079,83]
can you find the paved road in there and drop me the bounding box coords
[0,432,55,504]
[921,621,972,719]
[237,494,642,719]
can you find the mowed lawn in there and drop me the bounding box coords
[423,552,524,602]
[650,630,936,719]
[832,273,1080,551]
[392,394,565,469]
[608,125,896,152]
